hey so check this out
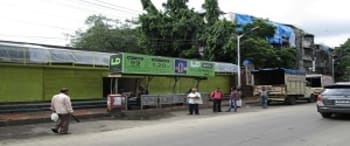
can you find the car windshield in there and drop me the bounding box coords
[322,88,350,96]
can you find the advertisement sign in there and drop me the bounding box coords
[175,59,187,74]
[109,53,215,77]
[123,53,174,75]
[187,60,215,76]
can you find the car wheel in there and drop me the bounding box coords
[321,113,332,118]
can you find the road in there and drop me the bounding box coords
[1,103,350,146]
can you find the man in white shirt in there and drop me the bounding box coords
[50,88,74,134]
[187,88,202,115]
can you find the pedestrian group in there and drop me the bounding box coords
[50,86,269,135]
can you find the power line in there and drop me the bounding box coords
[3,17,76,32]
[0,34,66,40]
[76,0,140,15]
[50,0,134,20]
[91,0,143,13]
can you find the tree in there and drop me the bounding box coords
[71,15,140,53]
[334,38,350,81]
[200,15,284,68]
[238,19,297,69]
[240,38,277,68]
[138,0,203,58]
[202,0,222,26]
[202,20,236,62]
[274,48,297,68]
[242,19,276,39]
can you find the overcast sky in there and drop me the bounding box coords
[0,0,349,48]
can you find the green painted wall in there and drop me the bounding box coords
[0,64,108,102]
[148,75,232,95]
[177,78,197,94]
[149,77,174,94]
[0,63,233,103]
[200,76,231,94]
[43,68,105,100]
[0,66,43,102]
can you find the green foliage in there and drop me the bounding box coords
[202,0,221,25]
[72,0,297,70]
[200,15,294,69]
[243,19,276,39]
[238,19,296,69]
[241,38,276,68]
[200,0,237,62]
[274,48,297,68]
[202,20,236,62]
[71,15,140,53]
[138,0,203,58]
[335,38,350,81]
[241,38,296,68]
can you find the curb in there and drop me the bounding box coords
[0,113,110,127]
[0,100,261,127]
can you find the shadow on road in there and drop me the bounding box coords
[324,114,350,121]
[268,100,314,106]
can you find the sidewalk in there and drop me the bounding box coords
[0,100,264,142]
[0,108,109,126]
[0,98,259,127]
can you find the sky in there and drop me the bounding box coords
[0,0,349,48]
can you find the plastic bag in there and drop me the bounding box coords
[237,99,242,107]
[50,113,59,122]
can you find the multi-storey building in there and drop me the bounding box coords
[229,13,333,75]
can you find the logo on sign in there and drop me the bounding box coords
[111,58,121,65]
[190,61,201,67]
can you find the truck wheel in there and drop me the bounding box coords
[321,113,332,118]
[286,97,296,105]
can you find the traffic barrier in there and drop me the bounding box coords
[140,95,159,110]
[140,94,187,110]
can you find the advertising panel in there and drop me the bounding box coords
[109,53,215,77]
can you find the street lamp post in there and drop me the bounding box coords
[237,34,243,88]
[331,54,337,81]
[236,26,259,88]
[332,57,334,81]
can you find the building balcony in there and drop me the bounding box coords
[302,56,313,61]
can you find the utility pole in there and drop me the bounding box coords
[236,26,259,88]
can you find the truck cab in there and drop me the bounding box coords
[306,74,334,100]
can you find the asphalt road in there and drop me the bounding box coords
[1,103,350,146]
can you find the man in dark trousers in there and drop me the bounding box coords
[226,87,240,112]
[50,88,74,134]
[211,88,224,112]
[259,86,269,109]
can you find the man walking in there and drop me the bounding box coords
[50,88,74,134]
[226,87,239,112]
[211,88,223,112]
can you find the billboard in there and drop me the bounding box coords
[109,53,215,77]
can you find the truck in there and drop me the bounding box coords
[252,68,313,105]
[306,74,334,100]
